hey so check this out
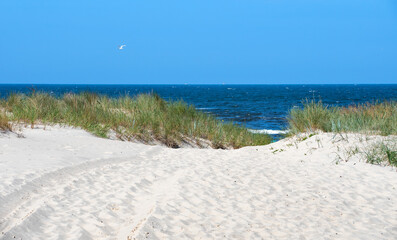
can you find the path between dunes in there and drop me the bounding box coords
[0,126,396,239]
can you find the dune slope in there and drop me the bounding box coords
[0,126,396,239]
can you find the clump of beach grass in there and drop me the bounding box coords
[0,112,12,131]
[0,92,271,149]
[288,100,397,136]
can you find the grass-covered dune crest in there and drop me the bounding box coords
[0,92,271,149]
[287,100,397,167]
[288,100,397,136]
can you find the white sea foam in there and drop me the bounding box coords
[248,129,289,135]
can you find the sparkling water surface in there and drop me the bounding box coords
[1,84,396,133]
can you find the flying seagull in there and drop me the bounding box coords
[118,44,126,50]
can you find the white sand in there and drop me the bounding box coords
[0,126,396,239]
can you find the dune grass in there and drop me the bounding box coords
[0,112,11,131]
[288,99,397,167]
[288,100,397,136]
[0,92,271,148]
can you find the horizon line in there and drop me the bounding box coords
[1,83,397,86]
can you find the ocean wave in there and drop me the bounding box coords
[196,107,217,110]
[248,129,289,135]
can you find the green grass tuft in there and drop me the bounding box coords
[363,141,397,167]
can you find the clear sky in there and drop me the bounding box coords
[1,0,396,84]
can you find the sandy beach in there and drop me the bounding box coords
[0,126,396,239]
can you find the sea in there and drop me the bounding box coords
[1,84,396,135]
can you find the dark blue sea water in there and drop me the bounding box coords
[1,84,396,134]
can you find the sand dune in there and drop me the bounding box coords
[0,126,396,239]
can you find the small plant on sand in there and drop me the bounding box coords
[363,140,397,167]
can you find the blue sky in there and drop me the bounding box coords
[1,0,396,84]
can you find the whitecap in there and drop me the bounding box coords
[248,129,289,135]
[196,107,216,110]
